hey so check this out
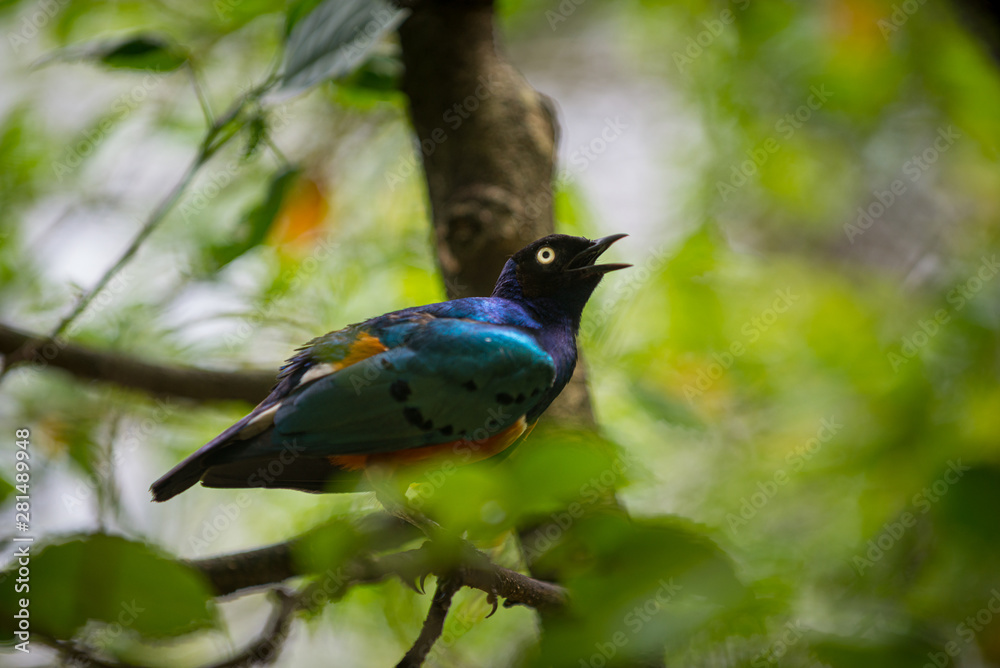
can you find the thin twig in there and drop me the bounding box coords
[262,132,289,167]
[44,588,300,668]
[396,575,461,668]
[208,588,300,668]
[50,638,140,667]
[187,62,216,125]
[0,81,269,386]
[50,147,207,342]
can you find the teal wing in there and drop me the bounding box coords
[151,309,557,500]
[273,316,555,454]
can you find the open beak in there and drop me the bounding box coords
[568,233,631,276]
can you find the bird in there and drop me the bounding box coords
[151,233,628,505]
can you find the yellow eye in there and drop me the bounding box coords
[536,247,556,265]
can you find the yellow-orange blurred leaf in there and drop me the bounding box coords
[268,175,330,252]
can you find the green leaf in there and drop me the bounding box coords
[812,633,942,668]
[329,52,404,108]
[0,534,216,642]
[40,35,189,72]
[291,519,363,577]
[529,514,747,667]
[284,0,327,37]
[97,35,188,71]
[278,0,409,96]
[206,166,301,270]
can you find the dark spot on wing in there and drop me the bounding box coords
[515,393,525,404]
[496,393,513,405]
[389,380,411,402]
[439,425,453,436]
[530,387,541,397]
[403,406,433,432]
[462,380,477,391]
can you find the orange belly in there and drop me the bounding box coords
[329,416,534,471]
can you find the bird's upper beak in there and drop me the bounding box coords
[567,234,631,276]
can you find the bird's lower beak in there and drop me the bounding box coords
[568,233,631,275]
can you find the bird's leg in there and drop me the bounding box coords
[366,465,441,538]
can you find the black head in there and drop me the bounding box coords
[492,234,630,323]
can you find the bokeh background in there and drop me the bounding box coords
[1,0,999,666]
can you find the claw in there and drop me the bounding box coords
[417,573,429,595]
[485,593,499,618]
[398,572,427,594]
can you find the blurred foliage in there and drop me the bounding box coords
[0,534,217,640]
[1,0,999,666]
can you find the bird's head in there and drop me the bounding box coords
[493,233,630,324]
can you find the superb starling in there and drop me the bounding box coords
[151,234,628,502]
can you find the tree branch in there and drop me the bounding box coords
[398,0,557,299]
[46,588,298,668]
[208,588,299,668]
[397,0,594,424]
[0,323,275,403]
[396,575,461,668]
[189,532,567,611]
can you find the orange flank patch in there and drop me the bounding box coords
[340,333,389,367]
[328,416,533,472]
[298,332,388,386]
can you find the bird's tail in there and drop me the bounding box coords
[150,453,211,502]
[150,408,267,502]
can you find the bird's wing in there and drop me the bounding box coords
[149,308,555,500]
[267,313,556,455]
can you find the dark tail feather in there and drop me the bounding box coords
[150,454,210,502]
[201,456,363,494]
[150,411,266,502]
[152,426,364,499]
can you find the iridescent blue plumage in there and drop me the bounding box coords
[151,234,627,501]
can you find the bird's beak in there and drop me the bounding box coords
[568,234,631,276]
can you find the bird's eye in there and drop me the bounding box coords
[536,247,556,265]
